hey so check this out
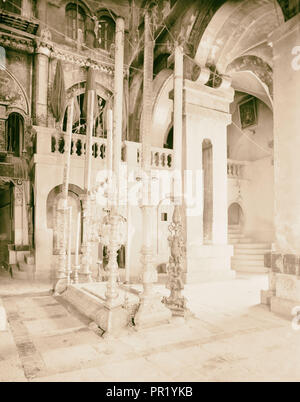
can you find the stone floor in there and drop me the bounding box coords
[0,272,300,382]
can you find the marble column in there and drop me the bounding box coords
[33,44,50,126]
[182,74,234,283]
[134,11,171,329]
[80,90,95,283]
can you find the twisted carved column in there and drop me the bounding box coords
[163,203,187,316]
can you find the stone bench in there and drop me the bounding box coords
[0,298,7,331]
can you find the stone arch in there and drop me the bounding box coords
[0,66,29,116]
[47,183,84,229]
[6,112,24,156]
[226,56,273,109]
[189,0,284,75]
[228,201,244,226]
[60,80,113,135]
[58,0,93,17]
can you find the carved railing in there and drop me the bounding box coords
[122,141,174,170]
[150,147,173,169]
[36,130,174,170]
[51,132,107,162]
[227,159,247,179]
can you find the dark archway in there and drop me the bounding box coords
[228,202,243,226]
[6,112,24,157]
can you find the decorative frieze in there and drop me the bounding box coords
[0,32,35,54]
[51,48,114,76]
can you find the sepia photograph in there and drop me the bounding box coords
[0,0,299,386]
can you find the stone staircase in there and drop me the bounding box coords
[11,253,35,281]
[229,224,269,273]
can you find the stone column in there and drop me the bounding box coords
[33,45,50,126]
[80,90,95,283]
[182,75,234,283]
[134,11,171,329]
[260,15,300,318]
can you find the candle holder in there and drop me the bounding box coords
[79,193,93,283]
[162,203,188,317]
[99,209,127,306]
[53,204,68,295]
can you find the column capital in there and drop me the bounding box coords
[35,42,52,57]
[34,28,53,57]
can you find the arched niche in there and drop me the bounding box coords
[6,112,24,156]
[46,184,84,254]
[228,202,244,227]
[0,67,29,115]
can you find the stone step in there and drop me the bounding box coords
[228,224,241,229]
[232,265,269,274]
[234,248,270,255]
[18,261,35,273]
[11,264,27,280]
[11,261,35,280]
[228,228,241,234]
[232,253,264,261]
[229,238,252,244]
[234,243,270,249]
[228,233,245,239]
[232,257,264,266]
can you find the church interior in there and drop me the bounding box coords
[0,0,300,383]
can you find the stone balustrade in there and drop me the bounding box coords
[227,159,247,179]
[35,129,174,170]
[122,141,174,170]
[150,146,174,169]
[51,132,107,162]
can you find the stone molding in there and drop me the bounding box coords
[0,32,35,53]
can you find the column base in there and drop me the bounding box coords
[95,303,129,337]
[134,294,172,330]
[79,273,93,283]
[53,277,68,296]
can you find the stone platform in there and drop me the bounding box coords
[62,282,140,334]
